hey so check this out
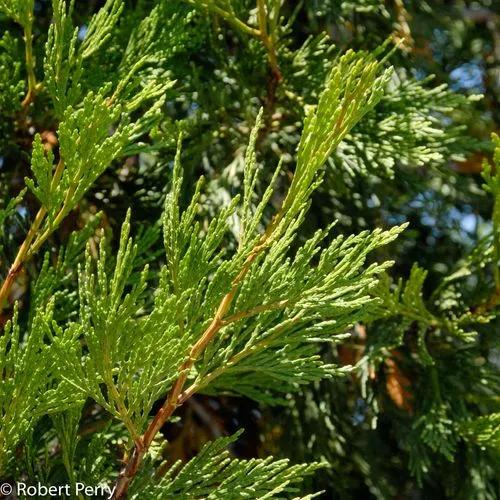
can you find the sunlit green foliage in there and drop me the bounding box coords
[0,0,498,497]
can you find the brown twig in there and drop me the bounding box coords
[0,206,46,312]
[393,0,414,52]
[257,0,281,82]
[256,0,282,127]
[0,159,65,314]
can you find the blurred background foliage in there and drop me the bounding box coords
[1,0,499,498]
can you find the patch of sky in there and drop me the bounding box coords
[78,25,88,42]
[450,61,485,93]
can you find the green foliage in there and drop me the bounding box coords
[49,46,402,434]
[43,0,84,116]
[0,304,81,476]
[0,0,498,498]
[373,263,478,349]
[0,32,23,151]
[25,82,172,249]
[132,431,324,499]
[0,32,23,113]
[460,413,500,450]
[50,211,185,436]
[336,73,483,177]
[0,0,33,28]
[283,47,393,218]
[44,0,175,119]
[482,133,500,290]
[199,223,404,404]
[0,189,25,238]
[30,214,102,320]
[80,0,123,59]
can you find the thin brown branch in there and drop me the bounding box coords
[0,159,65,314]
[393,0,414,52]
[257,0,281,83]
[256,0,282,126]
[0,206,46,312]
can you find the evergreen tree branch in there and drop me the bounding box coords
[0,2,498,495]
[1,14,171,312]
[113,222,279,498]
[114,48,393,497]
[0,157,66,312]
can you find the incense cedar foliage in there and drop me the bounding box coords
[0,1,498,498]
